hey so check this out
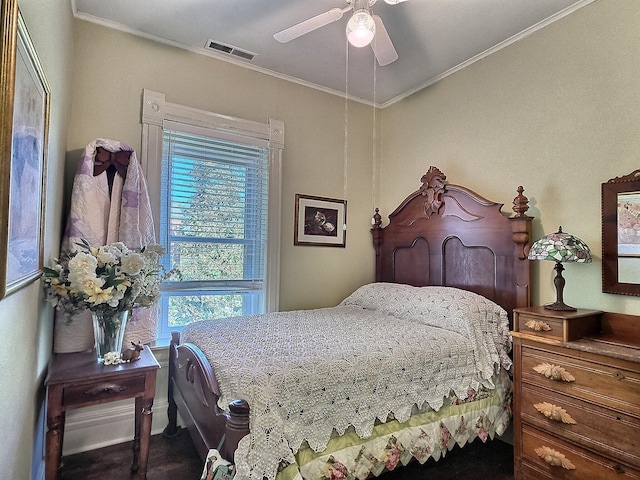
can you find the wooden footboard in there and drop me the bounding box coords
[165,331,250,462]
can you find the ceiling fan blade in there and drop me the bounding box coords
[371,15,398,66]
[274,7,349,43]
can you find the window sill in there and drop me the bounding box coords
[149,343,170,365]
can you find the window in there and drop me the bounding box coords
[141,90,283,343]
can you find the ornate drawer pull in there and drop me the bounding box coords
[84,382,126,395]
[533,402,577,424]
[534,446,576,470]
[525,319,552,331]
[533,363,575,382]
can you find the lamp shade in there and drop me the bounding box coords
[528,226,591,311]
[528,226,592,263]
[346,10,376,47]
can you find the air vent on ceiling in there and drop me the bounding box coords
[205,40,256,61]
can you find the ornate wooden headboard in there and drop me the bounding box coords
[372,166,533,324]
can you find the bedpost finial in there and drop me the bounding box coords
[372,208,382,229]
[512,185,529,217]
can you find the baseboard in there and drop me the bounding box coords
[62,398,172,455]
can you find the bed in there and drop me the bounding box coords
[164,165,533,480]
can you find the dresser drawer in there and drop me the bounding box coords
[515,311,565,342]
[62,374,147,408]
[520,383,640,468]
[521,425,640,479]
[521,345,640,418]
[513,308,601,343]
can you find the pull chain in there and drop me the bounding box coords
[343,41,349,203]
[372,52,377,216]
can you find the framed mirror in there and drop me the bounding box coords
[602,169,640,295]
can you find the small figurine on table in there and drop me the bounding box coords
[121,341,144,362]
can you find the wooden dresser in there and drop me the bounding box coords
[511,306,640,479]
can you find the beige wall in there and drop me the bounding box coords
[380,0,640,314]
[3,0,640,477]
[0,0,74,478]
[67,20,378,312]
[57,19,379,459]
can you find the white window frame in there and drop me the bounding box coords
[140,89,283,339]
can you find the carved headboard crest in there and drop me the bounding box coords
[420,166,446,218]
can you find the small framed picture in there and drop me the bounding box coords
[0,3,50,298]
[294,194,346,247]
[617,191,640,257]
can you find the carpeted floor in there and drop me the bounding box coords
[57,429,514,479]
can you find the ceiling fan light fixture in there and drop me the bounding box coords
[346,9,376,47]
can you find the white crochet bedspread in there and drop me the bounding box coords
[182,284,512,480]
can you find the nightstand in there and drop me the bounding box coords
[511,307,640,479]
[44,345,160,480]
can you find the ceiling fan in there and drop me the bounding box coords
[273,0,407,66]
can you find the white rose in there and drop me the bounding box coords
[120,252,145,276]
[95,248,117,265]
[68,252,98,275]
[109,242,128,254]
[69,274,104,294]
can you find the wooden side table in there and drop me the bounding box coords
[44,345,160,479]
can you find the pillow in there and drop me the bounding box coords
[340,282,512,378]
[340,283,500,334]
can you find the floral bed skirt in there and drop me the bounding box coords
[277,369,512,480]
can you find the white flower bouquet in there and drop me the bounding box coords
[43,239,179,323]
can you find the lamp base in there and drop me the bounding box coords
[543,300,577,312]
[544,261,577,311]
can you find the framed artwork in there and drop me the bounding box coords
[617,190,640,257]
[294,194,347,247]
[0,1,50,298]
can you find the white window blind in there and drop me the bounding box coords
[159,125,269,337]
[140,89,283,344]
